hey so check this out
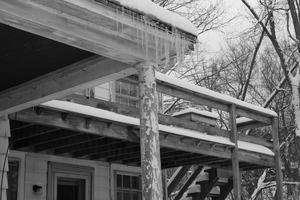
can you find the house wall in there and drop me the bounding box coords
[9,150,140,200]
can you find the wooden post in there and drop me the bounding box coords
[136,62,163,200]
[229,104,241,200]
[0,116,10,200]
[271,117,283,200]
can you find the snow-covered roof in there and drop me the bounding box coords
[66,0,197,36]
[41,100,274,156]
[113,0,198,36]
[172,108,219,119]
[156,72,277,117]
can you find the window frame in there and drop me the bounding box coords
[115,171,142,200]
[47,162,94,200]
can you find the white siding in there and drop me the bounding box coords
[24,153,110,200]
[94,83,111,101]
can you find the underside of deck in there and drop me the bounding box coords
[8,97,274,171]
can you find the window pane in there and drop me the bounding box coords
[117,192,122,200]
[121,82,130,95]
[7,161,19,200]
[116,96,128,106]
[128,99,138,108]
[117,174,122,188]
[129,85,137,97]
[116,81,121,93]
[123,192,131,200]
[123,175,131,188]
[131,176,139,190]
[132,192,141,200]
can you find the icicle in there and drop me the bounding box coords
[136,28,139,48]
[181,39,186,63]
[116,8,119,33]
[145,32,149,61]
[164,33,169,69]
[140,20,144,50]
[155,28,159,65]
[195,40,199,62]
[121,7,124,34]
[175,32,182,69]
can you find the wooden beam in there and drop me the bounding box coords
[63,94,273,148]
[0,56,136,116]
[173,166,204,200]
[198,177,219,200]
[229,104,241,200]
[271,117,283,200]
[156,83,272,124]
[9,108,275,167]
[167,165,191,195]
[0,0,162,65]
[215,179,233,200]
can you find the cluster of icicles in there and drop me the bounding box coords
[115,7,193,70]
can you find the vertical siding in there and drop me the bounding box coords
[0,117,10,200]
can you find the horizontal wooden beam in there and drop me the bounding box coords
[156,84,272,125]
[10,108,275,167]
[0,56,136,116]
[62,94,273,148]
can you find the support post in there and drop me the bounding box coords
[136,62,163,200]
[229,104,241,200]
[271,117,283,200]
[0,116,10,200]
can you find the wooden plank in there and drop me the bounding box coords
[167,165,191,195]
[9,108,275,167]
[0,55,136,116]
[215,179,233,200]
[271,117,283,200]
[229,104,241,200]
[173,166,204,200]
[63,94,273,148]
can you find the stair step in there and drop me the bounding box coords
[187,184,220,196]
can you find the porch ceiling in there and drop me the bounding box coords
[0,23,94,92]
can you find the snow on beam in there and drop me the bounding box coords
[156,72,277,119]
[40,100,275,157]
[108,0,198,36]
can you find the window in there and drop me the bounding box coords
[116,172,142,200]
[115,79,139,108]
[48,163,93,200]
[7,160,19,200]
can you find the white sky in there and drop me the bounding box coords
[199,0,259,55]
